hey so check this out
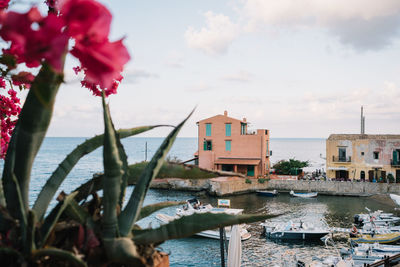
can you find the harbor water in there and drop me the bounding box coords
[1,137,397,266]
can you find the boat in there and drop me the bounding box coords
[354,208,400,227]
[263,220,330,240]
[156,198,251,241]
[256,189,278,197]
[390,194,400,206]
[290,190,318,198]
[352,243,400,253]
[350,232,400,244]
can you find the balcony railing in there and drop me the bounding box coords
[391,159,400,167]
[332,156,351,163]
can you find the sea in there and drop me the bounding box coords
[1,138,396,266]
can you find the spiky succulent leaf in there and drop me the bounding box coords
[103,237,143,266]
[2,63,63,215]
[115,134,129,208]
[31,248,87,267]
[138,201,185,221]
[63,199,93,227]
[118,109,194,237]
[101,95,122,238]
[33,126,167,221]
[39,192,78,247]
[133,212,278,244]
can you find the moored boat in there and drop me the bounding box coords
[350,232,400,244]
[263,220,329,241]
[256,189,278,197]
[390,194,400,206]
[156,198,252,241]
[290,190,318,198]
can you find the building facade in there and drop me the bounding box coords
[326,134,400,181]
[195,111,270,177]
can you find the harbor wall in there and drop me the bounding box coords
[266,180,400,196]
[149,177,400,196]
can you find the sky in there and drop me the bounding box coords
[11,0,400,138]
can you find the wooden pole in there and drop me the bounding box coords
[145,141,147,161]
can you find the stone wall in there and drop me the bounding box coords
[266,180,400,196]
[149,177,400,196]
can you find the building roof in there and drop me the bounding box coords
[197,111,246,124]
[327,134,400,141]
[214,158,260,165]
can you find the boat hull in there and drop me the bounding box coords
[265,229,329,240]
[351,233,400,244]
[257,190,278,197]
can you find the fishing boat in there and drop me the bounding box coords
[290,190,318,198]
[156,198,251,241]
[263,220,329,240]
[256,189,278,197]
[350,232,400,244]
[352,243,400,254]
[354,209,400,227]
[390,194,400,206]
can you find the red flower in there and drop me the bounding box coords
[0,77,6,88]
[11,71,35,89]
[0,0,10,10]
[71,39,130,90]
[0,8,68,72]
[58,0,112,43]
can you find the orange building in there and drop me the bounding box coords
[195,111,270,177]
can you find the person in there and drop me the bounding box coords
[350,225,359,237]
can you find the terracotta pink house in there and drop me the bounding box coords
[195,111,270,177]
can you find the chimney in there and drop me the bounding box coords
[361,106,365,134]
[224,110,227,116]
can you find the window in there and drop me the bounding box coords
[206,123,211,136]
[360,171,365,180]
[203,140,212,151]
[373,151,379,160]
[225,123,231,137]
[338,147,346,161]
[241,123,246,135]
[225,140,231,151]
[361,152,364,156]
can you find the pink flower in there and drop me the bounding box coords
[58,0,111,43]
[11,71,35,89]
[71,39,130,90]
[0,0,10,10]
[0,8,68,72]
[0,77,6,88]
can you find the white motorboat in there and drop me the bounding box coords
[262,220,330,241]
[156,198,251,241]
[353,243,400,253]
[290,190,318,198]
[390,194,400,206]
[354,208,400,227]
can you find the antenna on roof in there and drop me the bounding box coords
[361,106,365,134]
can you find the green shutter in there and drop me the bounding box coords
[394,150,398,165]
[206,123,211,136]
[203,141,207,151]
[225,124,231,136]
[225,140,231,151]
[210,141,212,150]
[247,165,254,176]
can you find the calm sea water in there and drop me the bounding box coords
[1,137,395,266]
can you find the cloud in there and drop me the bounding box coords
[186,82,214,92]
[221,70,253,82]
[185,11,239,55]
[122,69,159,84]
[241,0,400,50]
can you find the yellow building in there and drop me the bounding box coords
[326,134,400,181]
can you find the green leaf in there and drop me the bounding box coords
[101,95,122,239]
[2,64,63,216]
[63,199,93,227]
[138,201,185,221]
[33,125,167,221]
[39,192,78,247]
[31,248,87,267]
[133,212,278,244]
[103,237,143,266]
[0,182,6,207]
[118,109,194,237]
[26,210,36,253]
[115,133,129,208]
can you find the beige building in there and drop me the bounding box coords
[195,111,270,177]
[326,134,400,181]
